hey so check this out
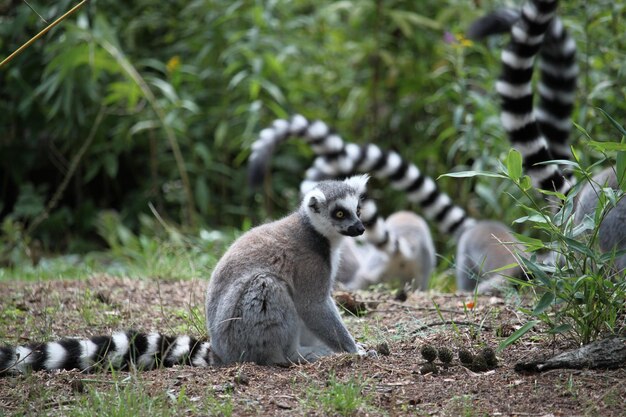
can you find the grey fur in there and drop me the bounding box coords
[205,176,368,366]
[344,211,436,291]
[573,168,626,272]
[455,221,527,294]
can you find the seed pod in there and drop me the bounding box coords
[420,362,439,375]
[437,347,453,364]
[481,347,498,368]
[420,344,437,362]
[471,355,489,372]
[458,349,474,365]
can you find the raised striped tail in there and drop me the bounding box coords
[496,0,574,195]
[537,17,577,176]
[0,331,215,376]
[467,8,520,40]
[247,115,344,188]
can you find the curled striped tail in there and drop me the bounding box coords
[248,115,344,188]
[467,8,521,40]
[249,117,475,244]
[496,0,572,194]
[302,142,476,240]
[0,331,215,376]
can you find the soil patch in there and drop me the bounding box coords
[0,275,624,416]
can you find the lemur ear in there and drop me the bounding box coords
[299,180,317,195]
[344,174,369,196]
[304,189,326,214]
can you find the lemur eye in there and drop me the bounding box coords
[335,210,344,219]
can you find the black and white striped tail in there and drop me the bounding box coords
[469,5,577,170]
[537,16,577,177]
[248,115,344,188]
[249,115,475,242]
[302,142,477,239]
[496,0,573,195]
[0,331,215,376]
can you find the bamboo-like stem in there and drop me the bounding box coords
[95,37,197,226]
[0,0,88,69]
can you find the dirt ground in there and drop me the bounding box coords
[0,275,624,416]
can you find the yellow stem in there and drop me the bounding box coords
[0,0,88,69]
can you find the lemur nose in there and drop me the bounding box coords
[346,222,365,236]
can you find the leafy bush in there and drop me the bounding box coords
[482,143,625,346]
[1,0,625,264]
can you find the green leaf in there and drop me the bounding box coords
[194,177,210,216]
[519,175,532,191]
[512,233,545,251]
[562,236,595,258]
[548,324,573,335]
[103,154,119,178]
[586,141,626,152]
[507,149,523,181]
[439,171,506,179]
[533,292,555,316]
[596,107,626,137]
[616,151,626,192]
[497,320,539,352]
[513,214,549,224]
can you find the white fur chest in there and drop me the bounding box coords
[329,239,344,284]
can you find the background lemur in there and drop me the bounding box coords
[490,0,625,272]
[249,115,437,291]
[0,176,369,374]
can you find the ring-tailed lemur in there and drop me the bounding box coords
[0,176,370,374]
[338,211,436,291]
[249,116,437,291]
[206,175,369,364]
[491,0,625,271]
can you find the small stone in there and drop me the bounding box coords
[420,345,437,362]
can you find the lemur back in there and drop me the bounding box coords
[342,211,436,291]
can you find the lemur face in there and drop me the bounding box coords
[304,175,369,239]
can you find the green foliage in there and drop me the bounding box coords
[2,0,626,289]
[501,144,624,346]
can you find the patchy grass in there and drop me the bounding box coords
[302,373,375,416]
